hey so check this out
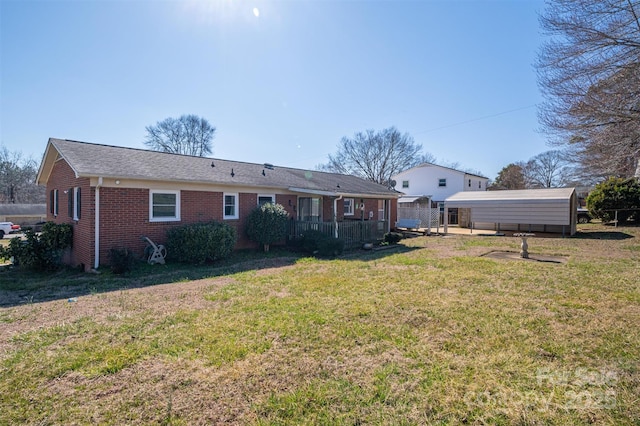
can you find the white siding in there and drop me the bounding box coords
[393,164,488,202]
[463,174,487,192]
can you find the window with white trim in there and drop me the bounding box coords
[438,178,447,187]
[149,190,180,222]
[224,193,239,219]
[73,187,81,220]
[402,180,409,188]
[257,194,275,206]
[50,189,59,216]
[343,198,354,216]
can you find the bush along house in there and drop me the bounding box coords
[36,139,399,271]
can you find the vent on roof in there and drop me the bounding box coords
[264,163,274,170]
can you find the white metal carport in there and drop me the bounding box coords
[444,188,578,236]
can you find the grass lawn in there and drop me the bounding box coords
[1,224,639,425]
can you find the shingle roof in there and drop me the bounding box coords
[44,139,398,197]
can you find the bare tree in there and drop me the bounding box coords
[320,127,425,185]
[0,146,45,203]
[522,150,573,188]
[537,0,640,178]
[145,114,216,157]
[416,152,438,166]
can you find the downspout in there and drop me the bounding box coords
[333,195,343,238]
[94,177,103,271]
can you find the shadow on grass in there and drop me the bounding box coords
[572,230,635,240]
[0,244,418,308]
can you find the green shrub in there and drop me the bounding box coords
[383,232,403,244]
[586,177,640,223]
[317,237,345,257]
[165,221,236,264]
[298,229,344,257]
[0,222,73,271]
[245,203,290,252]
[109,247,136,274]
[299,230,327,253]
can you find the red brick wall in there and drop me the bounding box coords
[45,160,93,270]
[46,159,398,269]
[99,187,157,265]
[229,193,260,250]
[276,194,297,218]
[389,198,398,227]
[98,189,261,264]
[322,196,333,221]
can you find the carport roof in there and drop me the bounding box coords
[445,188,576,205]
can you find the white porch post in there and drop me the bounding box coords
[443,205,449,234]
[427,198,432,235]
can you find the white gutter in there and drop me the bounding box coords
[288,187,398,199]
[333,195,343,238]
[288,187,339,197]
[94,177,103,270]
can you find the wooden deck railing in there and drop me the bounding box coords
[289,220,388,249]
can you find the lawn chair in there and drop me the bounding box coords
[142,236,167,265]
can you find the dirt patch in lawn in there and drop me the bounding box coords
[0,257,299,350]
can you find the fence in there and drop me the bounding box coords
[397,205,440,231]
[289,220,388,249]
[591,209,640,227]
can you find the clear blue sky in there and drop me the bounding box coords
[1,0,548,180]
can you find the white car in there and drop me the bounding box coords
[0,222,20,238]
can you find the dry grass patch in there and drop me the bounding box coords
[1,224,639,424]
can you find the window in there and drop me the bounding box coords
[50,189,59,216]
[402,180,409,188]
[479,181,482,189]
[68,188,73,218]
[468,179,471,187]
[257,194,275,206]
[438,178,447,187]
[73,187,81,220]
[224,193,239,219]
[298,197,321,221]
[343,198,354,216]
[150,190,180,222]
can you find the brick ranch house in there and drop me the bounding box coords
[36,138,399,271]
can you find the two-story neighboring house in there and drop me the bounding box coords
[392,163,489,226]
